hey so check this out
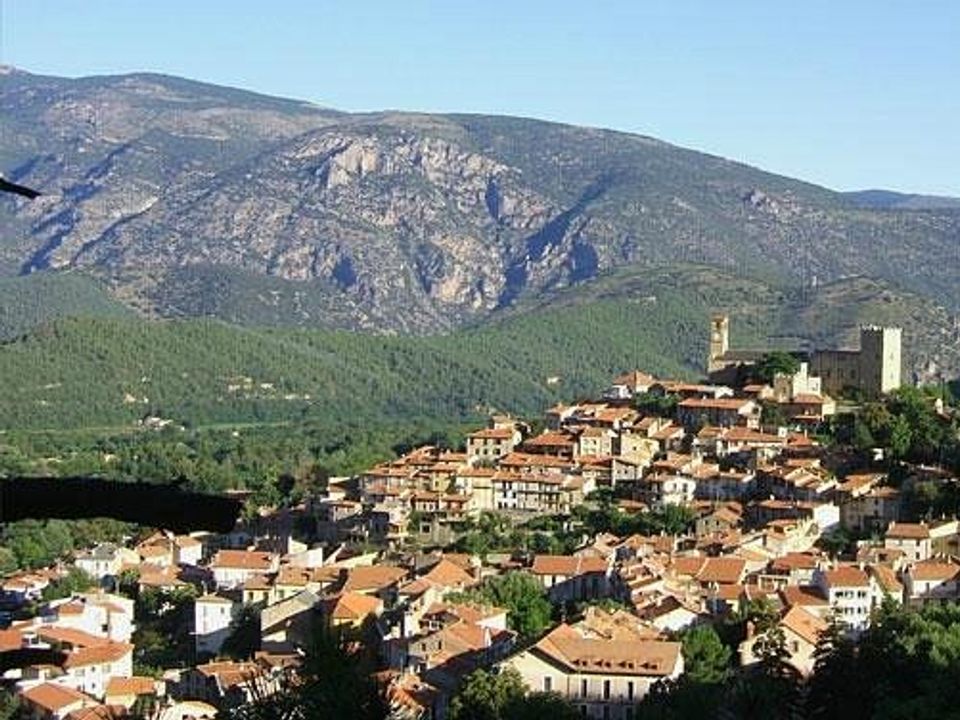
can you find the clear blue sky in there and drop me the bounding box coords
[2,1,958,195]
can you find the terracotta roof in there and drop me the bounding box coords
[697,558,747,585]
[326,591,383,621]
[870,564,904,594]
[57,601,86,615]
[421,559,476,588]
[0,629,22,652]
[909,560,960,582]
[886,522,930,540]
[424,602,506,626]
[770,553,819,572]
[822,565,871,588]
[678,397,754,411]
[533,623,681,677]
[838,473,884,493]
[780,606,827,646]
[22,683,92,713]
[468,427,517,440]
[670,556,707,577]
[37,626,110,648]
[722,427,785,444]
[524,431,577,448]
[276,566,312,587]
[779,585,828,607]
[531,555,608,577]
[63,642,134,668]
[210,550,276,570]
[341,565,407,593]
[195,660,262,689]
[65,706,127,720]
[105,676,158,697]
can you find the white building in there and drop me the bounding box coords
[503,623,683,719]
[209,550,279,590]
[813,565,879,635]
[194,594,240,657]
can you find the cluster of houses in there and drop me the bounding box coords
[2,353,957,720]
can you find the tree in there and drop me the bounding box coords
[888,415,912,460]
[221,603,262,660]
[723,625,802,720]
[41,567,96,601]
[448,667,526,720]
[680,625,731,684]
[224,620,387,720]
[0,547,18,576]
[462,572,552,640]
[0,689,20,720]
[817,527,852,559]
[754,352,801,384]
[504,691,580,720]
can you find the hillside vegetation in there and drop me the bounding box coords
[0,292,702,431]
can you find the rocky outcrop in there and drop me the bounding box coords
[2,68,960,335]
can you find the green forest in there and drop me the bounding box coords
[0,291,704,432]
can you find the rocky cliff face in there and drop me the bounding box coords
[2,68,960,337]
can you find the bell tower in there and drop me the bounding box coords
[708,314,730,371]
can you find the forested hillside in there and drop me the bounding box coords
[0,292,701,432]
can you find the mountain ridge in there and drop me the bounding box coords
[1,67,958,374]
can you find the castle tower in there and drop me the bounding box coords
[858,326,902,397]
[708,314,730,372]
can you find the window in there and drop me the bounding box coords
[603,679,611,700]
[582,679,588,698]
[628,681,634,701]
[543,676,552,692]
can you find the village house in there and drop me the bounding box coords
[530,555,612,603]
[20,683,99,720]
[175,660,281,711]
[739,605,827,676]
[676,397,760,430]
[466,426,523,464]
[502,623,684,718]
[19,630,135,699]
[43,593,135,644]
[209,550,280,590]
[835,473,896,531]
[603,370,657,400]
[322,591,384,629]
[194,594,240,657]
[812,564,879,635]
[73,545,136,585]
[884,522,932,563]
[902,559,960,607]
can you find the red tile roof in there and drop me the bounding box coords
[22,683,92,713]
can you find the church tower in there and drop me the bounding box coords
[708,314,730,372]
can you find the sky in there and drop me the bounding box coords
[2,1,958,195]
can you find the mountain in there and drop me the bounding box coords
[1,67,959,378]
[844,189,960,211]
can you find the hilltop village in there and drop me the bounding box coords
[2,318,959,720]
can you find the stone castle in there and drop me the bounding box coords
[707,314,902,398]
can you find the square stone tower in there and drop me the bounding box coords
[708,314,730,372]
[858,326,902,396]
